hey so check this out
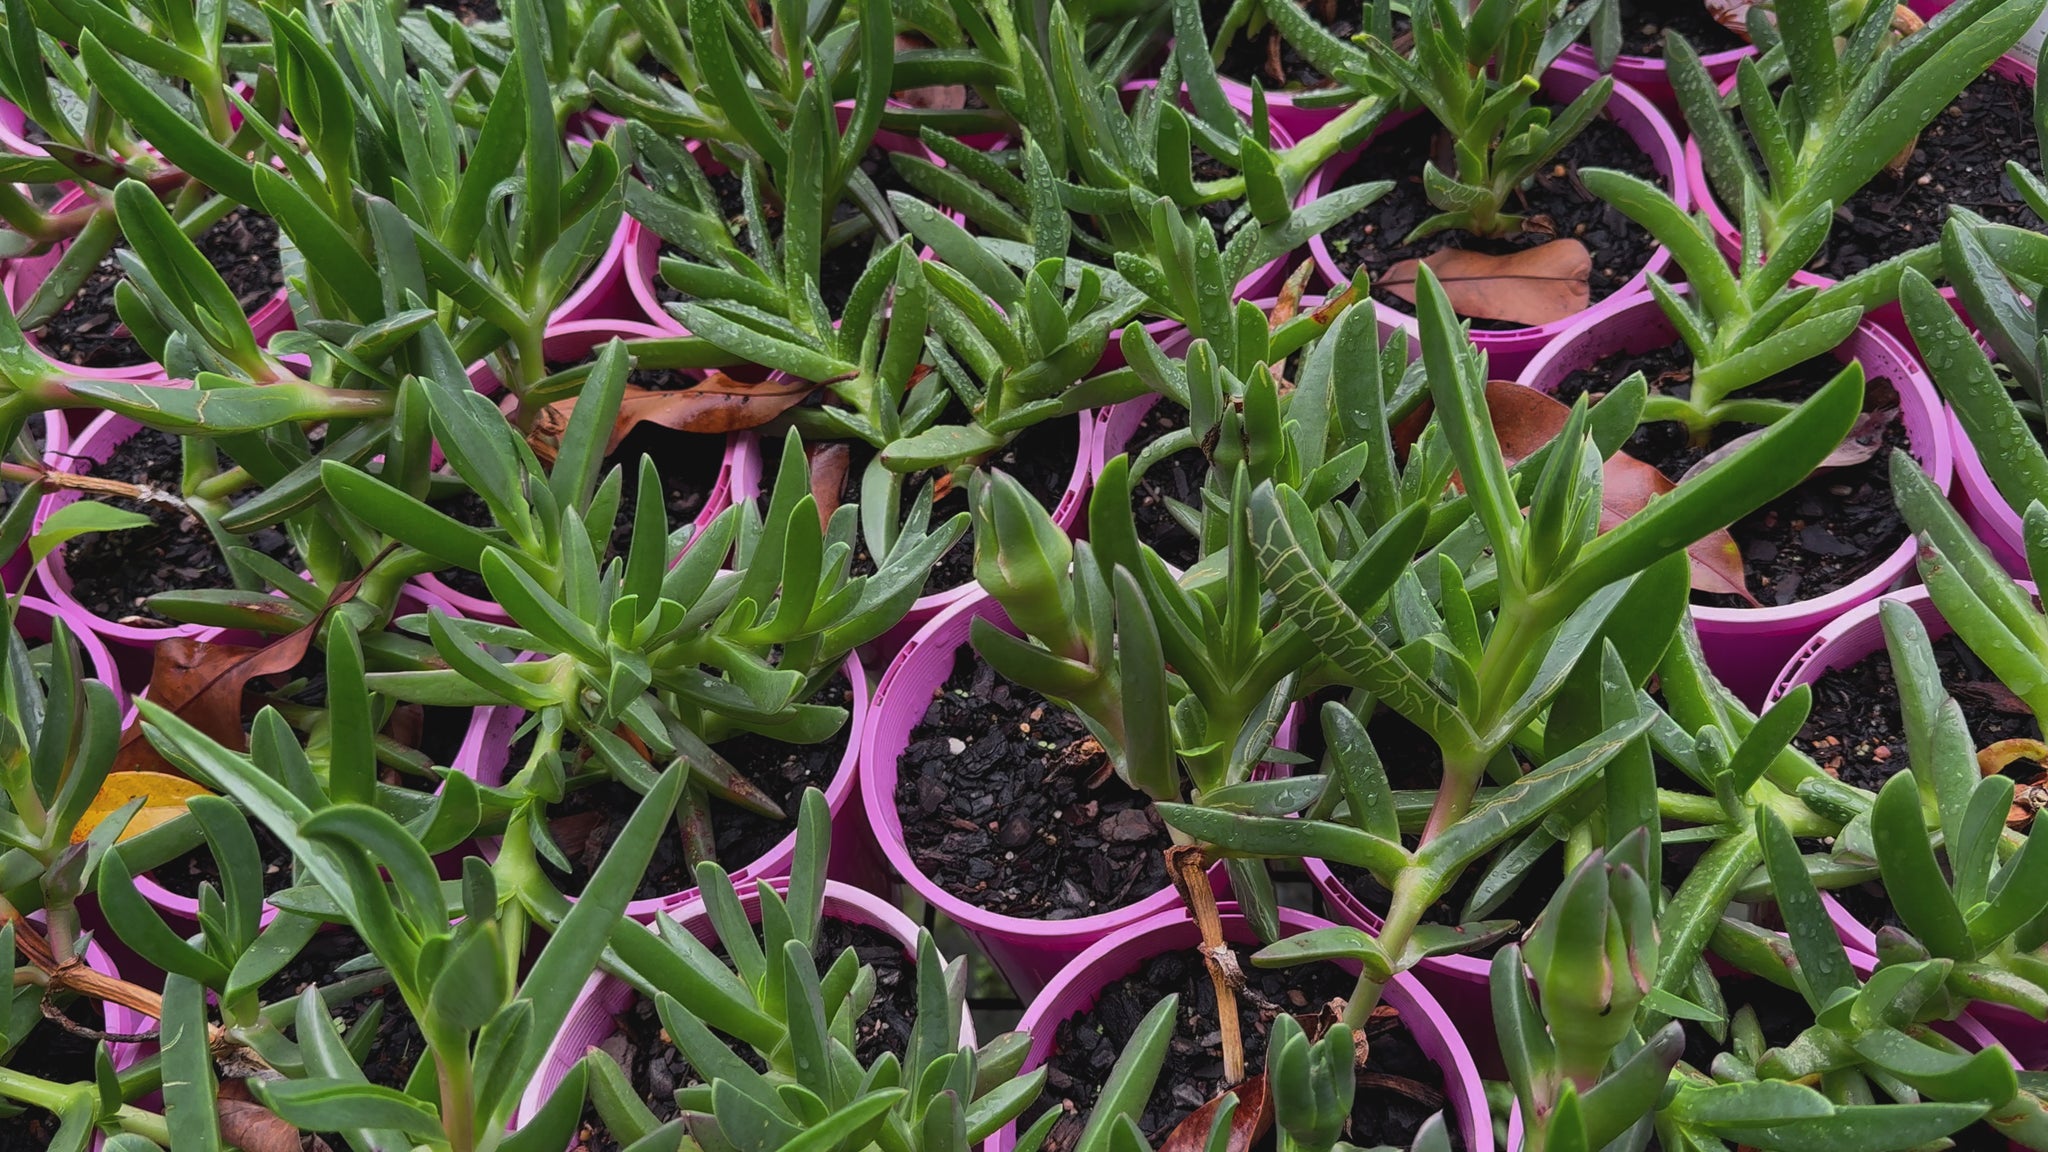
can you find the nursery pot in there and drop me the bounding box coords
[1948,406,2032,578]
[1767,582,2048,1068]
[125,583,463,926]
[621,109,956,334]
[454,649,875,922]
[987,902,1493,1152]
[511,877,973,1142]
[1683,52,2040,343]
[1303,60,1686,381]
[33,409,234,655]
[3,187,293,382]
[3,411,71,593]
[1556,30,1757,114]
[411,317,745,624]
[860,588,1298,997]
[1515,290,1956,706]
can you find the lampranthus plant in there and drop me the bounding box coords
[1158,264,1865,1026]
[1581,167,1936,442]
[1672,0,2042,255]
[1355,0,1618,239]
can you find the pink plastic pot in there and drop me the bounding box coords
[3,410,70,593]
[1302,856,1506,1077]
[1949,407,2032,577]
[410,317,745,624]
[1556,38,1756,114]
[1115,80,1305,301]
[454,649,874,921]
[622,112,953,333]
[0,96,43,157]
[550,215,635,325]
[125,583,462,925]
[1684,53,2039,343]
[511,877,970,1141]
[1767,582,2048,1067]
[987,902,1492,1152]
[33,409,232,652]
[3,187,293,381]
[1516,290,1956,706]
[1305,61,1685,380]
[861,588,1299,996]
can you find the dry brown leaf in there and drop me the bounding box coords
[807,442,852,530]
[1270,259,1316,330]
[892,34,968,110]
[219,1080,334,1152]
[72,771,213,844]
[1677,407,1895,485]
[113,631,319,774]
[1397,382,1751,599]
[1382,241,1592,327]
[1161,1075,1273,1152]
[526,374,823,466]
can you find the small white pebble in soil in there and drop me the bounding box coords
[946,737,966,755]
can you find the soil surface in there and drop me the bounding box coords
[414,0,501,21]
[30,208,282,369]
[569,918,915,1152]
[1794,633,2042,793]
[1118,399,1206,569]
[61,426,300,624]
[148,819,296,901]
[1028,950,1454,1152]
[1319,113,1663,328]
[754,416,1078,597]
[895,644,1173,919]
[1794,632,2043,935]
[0,992,103,1152]
[541,675,854,901]
[263,927,426,1092]
[652,144,911,315]
[1591,0,1749,58]
[1553,348,1908,607]
[1786,71,2046,279]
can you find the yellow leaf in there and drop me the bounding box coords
[72,772,213,844]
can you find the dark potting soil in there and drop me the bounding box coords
[148,818,296,901]
[1794,633,2041,793]
[0,993,103,1152]
[1553,347,1908,607]
[1211,0,1364,91]
[895,644,1173,919]
[414,0,501,22]
[263,927,426,1092]
[1327,709,1556,950]
[542,675,853,900]
[62,427,301,624]
[1320,113,1664,329]
[569,918,915,1152]
[417,704,476,769]
[1121,400,1206,569]
[30,208,283,370]
[652,145,911,316]
[1794,633,2043,935]
[754,416,1078,597]
[1028,951,1453,1152]
[1788,71,2045,278]
[1590,0,1749,58]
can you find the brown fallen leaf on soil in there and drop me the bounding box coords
[807,441,852,528]
[1676,406,1895,484]
[1979,737,2048,829]
[1397,381,1752,599]
[220,1079,335,1152]
[71,771,213,843]
[1161,1074,1273,1152]
[1382,241,1592,328]
[524,374,823,466]
[113,631,320,773]
[892,34,968,110]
